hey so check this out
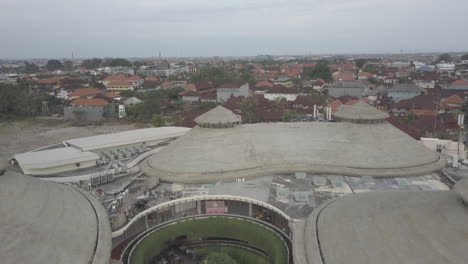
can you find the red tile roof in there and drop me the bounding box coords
[328,99,343,113]
[451,80,468,86]
[127,75,143,81]
[185,83,196,91]
[37,77,64,84]
[265,85,297,94]
[105,92,120,99]
[104,74,128,82]
[410,110,438,116]
[68,88,103,97]
[107,81,132,86]
[69,98,109,107]
[219,82,242,89]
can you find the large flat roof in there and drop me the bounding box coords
[305,191,468,264]
[64,127,190,151]
[14,147,99,170]
[0,170,111,264]
[142,122,445,183]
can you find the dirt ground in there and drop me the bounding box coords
[0,119,143,170]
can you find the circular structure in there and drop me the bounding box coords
[0,170,111,264]
[332,101,390,123]
[300,190,468,264]
[125,216,290,264]
[142,122,445,183]
[194,105,242,128]
[112,195,291,247]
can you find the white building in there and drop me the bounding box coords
[420,137,466,159]
[437,63,456,72]
[13,147,99,175]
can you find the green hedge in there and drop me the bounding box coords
[130,217,288,264]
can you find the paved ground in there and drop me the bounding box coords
[0,120,139,170]
[110,172,450,226]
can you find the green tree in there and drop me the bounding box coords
[239,98,257,123]
[151,114,165,127]
[283,109,299,122]
[73,109,86,121]
[0,83,40,119]
[63,61,73,71]
[273,97,288,120]
[437,53,451,63]
[355,58,367,68]
[367,76,379,85]
[103,58,132,67]
[82,58,103,69]
[202,252,238,264]
[132,60,146,68]
[303,60,332,82]
[23,62,39,74]
[46,59,63,71]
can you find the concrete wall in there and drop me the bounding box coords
[327,88,364,98]
[24,159,97,175]
[217,83,250,102]
[64,106,105,121]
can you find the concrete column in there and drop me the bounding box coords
[145,215,149,230]
[248,202,252,217]
[197,201,201,215]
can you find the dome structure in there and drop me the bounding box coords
[194,105,242,128]
[0,170,111,264]
[332,101,389,123]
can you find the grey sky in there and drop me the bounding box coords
[1,0,467,58]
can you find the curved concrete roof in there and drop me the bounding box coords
[142,122,445,183]
[455,178,468,203]
[194,105,242,126]
[332,101,389,122]
[303,191,468,264]
[0,170,111,264]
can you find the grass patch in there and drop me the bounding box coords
[130,217,288,264]
[193,245,270,264]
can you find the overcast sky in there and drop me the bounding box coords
[1,0,467,58]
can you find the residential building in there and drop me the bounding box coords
[264,85,299,101]
[326,80,370,98]
[105,81,135,93]
[436,63,456,72]
[68,88,104,100]
[388,84,425,102]
[217,83,250,102]
[64,98,111,121]
[273,76,294,88]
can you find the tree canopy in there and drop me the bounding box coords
[303,60,332,82]
[63,61,73,71]
[46,60,62,71]
[23,62,39,74]
[239,98,257,123]
[0,83,64,120]
[437,53,451,63]
[354,58,367,68]
[191,67,253,84]
[103,58,132,67]
[81,58,103,69]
